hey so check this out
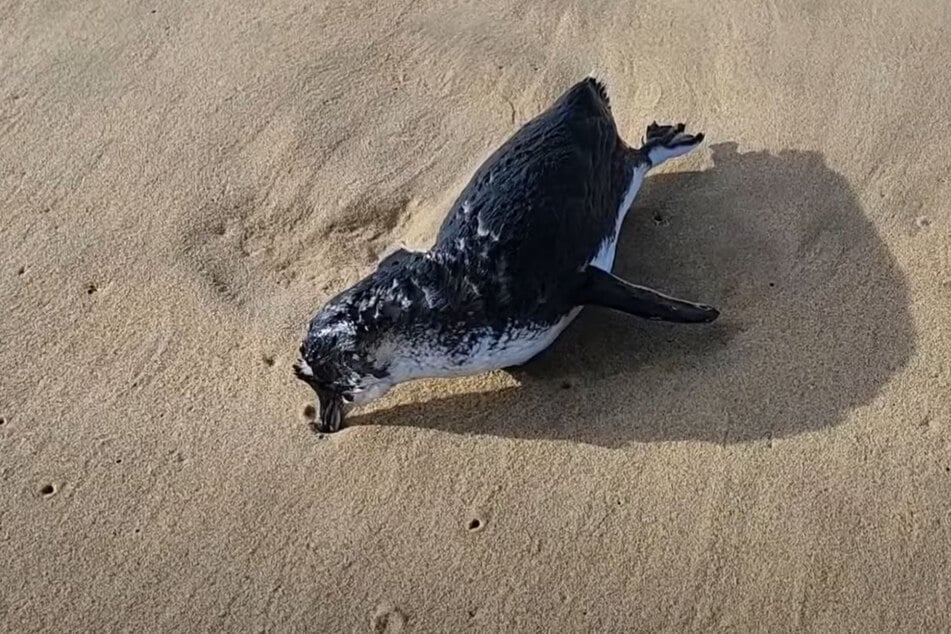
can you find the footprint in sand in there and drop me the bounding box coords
[371,604,406,633]
[180,187,419,306]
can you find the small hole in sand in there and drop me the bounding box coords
[40,484,55,496]
[560,381,572,390]
[86,283,98,295]
[652,213,666,225]
[262,355,275,367]
[769,282,775,287]
[371,606,406,633]
[17,266,25,276]
[468,518,482,531]
[303,404,316,420]
[916,216,931,228]
[115,459,122,464]
[0,417,5,425]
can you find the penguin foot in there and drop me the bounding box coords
[641,122,704,167]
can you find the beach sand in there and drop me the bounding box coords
[2,0,951,631]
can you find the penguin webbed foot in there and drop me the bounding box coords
[572,266,719,324]
[640,121,704,168]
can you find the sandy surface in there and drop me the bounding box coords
[2,0,951,631]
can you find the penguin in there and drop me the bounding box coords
[295,77,718,432]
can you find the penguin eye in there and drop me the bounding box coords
[341,393,354,403]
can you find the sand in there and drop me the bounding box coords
[2,0,950,631]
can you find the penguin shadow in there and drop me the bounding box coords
[354,143,915,446]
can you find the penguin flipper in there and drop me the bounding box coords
[572,266,719,323]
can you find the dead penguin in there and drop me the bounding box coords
[295,77,718,432]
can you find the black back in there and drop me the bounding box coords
[309,79,634,352]
[431,77,632,323]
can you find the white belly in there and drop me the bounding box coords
[590,163,648,271]
[388,312,581,382]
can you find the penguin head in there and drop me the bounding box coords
[294,308,395,433]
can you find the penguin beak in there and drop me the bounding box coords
[316,388,345,433]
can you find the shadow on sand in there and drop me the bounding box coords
[351,143,915,446]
